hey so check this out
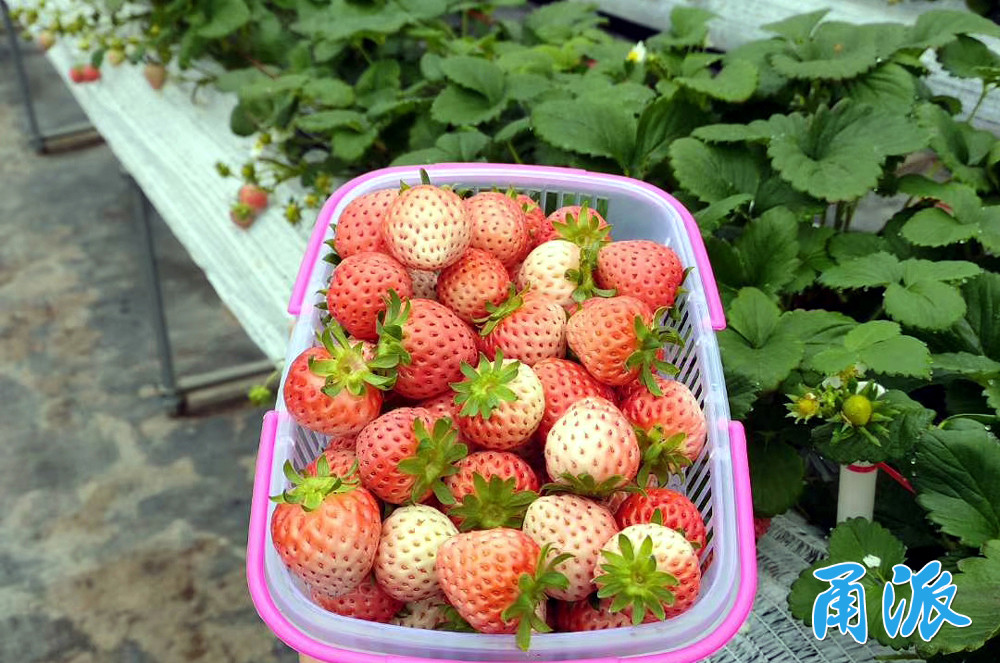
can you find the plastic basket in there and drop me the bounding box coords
[247,164,757,663]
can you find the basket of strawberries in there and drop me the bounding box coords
[246,163,756,663]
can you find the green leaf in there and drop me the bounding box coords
[762,9,828,42]
[725,38,789,97]
[735,207,803,294]
[843,63,918,113]
[525,1,604,44]
[915,426,1000,547]
[506,73,551,102]
[440,57,506,106]
[693,194,753,233]
[900,259,981,284]
[331,127,378,162]
[963,271,1000,360]
[939,35,1000,79]
[788,225,835,293]
[718,288,805,392]
[293,0,410,40]
[301,79,355,107]
[933,352,1000,380]
[916,103,992,192]
[532,100,636,171]
[905,9,1000,50]
[827,232,887,263]
[197,0,251,38]
[770,22,896,81]
[676,58,758,103]
[810,320,932,378]
[725,370,761,419]
[748,440,804,517]
[902,207,979,247]
[355,61,401,108]
[669,138,764,204]
[494,118,531,144]
[812,389,934,464]
[820,252,901,289]
[885,280,967,330]
[239,74,309,102]
[691,121,772,144]
[295,110,366,133]
[648,5,715,49]
[632,98,702,175]
[229,103,257,136]
[435,130,490,160]
[782,309,856,364]
[214,68,268,93]
[431,85,508,126]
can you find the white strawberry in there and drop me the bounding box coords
[391,596,450,629]
[374,504,458,602]
[515,240,582,310]
[383,185,471,270]
[522,494,619,601]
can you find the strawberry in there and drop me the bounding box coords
[615,488,706,558]
[37,31,55,52]
[544,396,640,495]
[82,65,101,82]
[144,63,167,90]
[418,391,463,425]
[452,352,544,450]
[334,189,397,258]
[516,194,548,251]
[478,287,566,366]
[515,240,582,309]
[305,446,357,478]
[408,268,438,300]
[69,66,86,83]
[596,241,684,311]
[238,184,269,213]
[464,191,529,268]
[538,202,611,249]
[555,596,633,632]
[619,376,707,482]
[383,184,471,270]
[230,202,256,228]
[378,293,478,400]
[565,296,682,391]
[311,575,403,622]
[755,517,772,540]
[435,529,568,648]
[522,494,619,601]
[532,358,615,441]
[444,452,540,530]
[270,457,381,598]
[355,409,467,505]
[283,324,397,436]
[391,597,450,629]
[593,523,701,622]
[326,254,413,340]
[435,248,510,324]
[374,504,458,601]
[106,48,125,66]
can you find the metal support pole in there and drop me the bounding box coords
[1,0,44,152]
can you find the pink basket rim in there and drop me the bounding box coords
[287,164,726,331]
[246,414,755,663]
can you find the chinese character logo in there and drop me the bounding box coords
[811,560,971,644]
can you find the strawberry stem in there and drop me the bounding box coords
[501,543,573,651]
[635,426,692,487]
[449,474,538,530]
[451,350,521,419]
[270,456,359,512]
[397,417,468,504]
[552,201,611,253]
[476,284,527,337]
[595,534,678,625]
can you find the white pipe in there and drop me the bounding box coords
[837,462,878,522]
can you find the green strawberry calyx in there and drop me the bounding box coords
[625,310,684,397]
[397,417,469,505]
[476,284,527,337]
[595,533,678,625]
[270,456,360,512]
[502,543,574,651]
[451,350,521,419]
[434,605,477,632]
[374,289,414,371]
[552,201,611,254]
[308,322,402,396]
[635,426,692,487]
[449,474,539,531]
[541,472,637,498]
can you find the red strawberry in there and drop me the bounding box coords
[436,248,510,324]
[515,240,582,310]
[374,504,458,601]
[82,64,101,82]
[270,460,381,598]
[334,189,397,258]
[445,451,540,500]
[408,268,438,300]
[516,195,548,251]
[544,396,640,495]
[435,528,566,648]
[144,63,167,90]
[311,575,403,622]
[238,184,269,212]
[326,252,413,340]
[594,524,701,622]
[383,184,471,270]
[379,294,478,400]
[453,352,544,450]
[479,287,566,366]
[444,452,540,530]
[596,241,684,311]
[555,597,633,632]
[755,517,772,540]
[464,191,529,268]
[69,66,86,83]
[565,295,681,390]
[230,202,256,228]
[522,494,619,601]
[619,376,707,482]
[282,324,394,436]
[304,446,357,478]
[532,358,615,441]
[615,488,706,558]
[355,409,467,505]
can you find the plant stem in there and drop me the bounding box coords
[868,303,885,321]
[842,200,858,233]
[507,141,523,164]
[967,82,994,125]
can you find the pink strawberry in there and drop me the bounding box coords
[452,352,544,450]
[516,195,548,251]
[596,241,684,311]
[532,358,615,441]
[334,189,397,258]
[282,324,394,436]
[615,488,707,558]
[479,287,566,366]
[311,575,403,622]
[444,451,540,530]
[81,64,101,82]
[537,203,611,248]
[522,494,619,601]
[230,202,256,228]
[435,248,510,324]
[270,459,381,598]
[464,191,529,268]
[144,63,167,90]
[515,240,582,309]
[555,597,633,632]
[445,451,540,500]
[238,184,269,212]
[378,294,478,400]
[565,296,681,390]
[594,524,702,621]
[544,396,640,494]
[326,252,413,340]
[374,504,458,601]
[435,528,566,648]
[304,446,357,478]
[383,184,470,270]
[355,409,467,505]
[619,376,707,481]
[407,268,438,300]
[69,66,86,83]
[418,391,463,425]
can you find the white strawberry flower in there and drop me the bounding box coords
[863,554,881,569]
[627,41,647,63]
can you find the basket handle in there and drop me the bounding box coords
[676,206,726,331]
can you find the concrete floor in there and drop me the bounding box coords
[1,32,299,663]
